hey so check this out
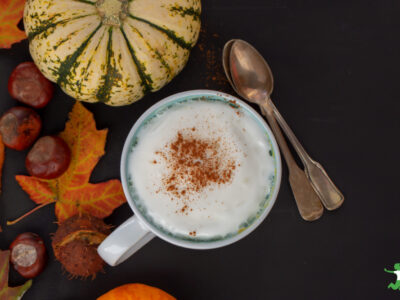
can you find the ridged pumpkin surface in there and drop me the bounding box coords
[97,283,176,300]
[24,0,201,106]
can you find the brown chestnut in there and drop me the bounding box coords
[8,62,54,108]
[0,107,42,150]
[10,232,47,278]
[26,136,71,179]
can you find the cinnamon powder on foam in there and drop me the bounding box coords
[155,127,238,220]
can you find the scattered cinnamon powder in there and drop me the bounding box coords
[195,26,232,91]
[180,205,188,213]
[155,128,237,215]
[161,131,236,198]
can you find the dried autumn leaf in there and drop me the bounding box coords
[13,102,126,223]
[0,0,26,49]
[0,250,32,300]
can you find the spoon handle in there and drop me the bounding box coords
[260,102,323,221]
[268,98,344,210]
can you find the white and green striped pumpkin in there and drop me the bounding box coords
[23,0,201,106]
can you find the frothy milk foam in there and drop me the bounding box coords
[128,99,275,240]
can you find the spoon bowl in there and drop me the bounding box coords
[228,40,274,104]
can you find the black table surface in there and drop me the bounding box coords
[1,0,400,299]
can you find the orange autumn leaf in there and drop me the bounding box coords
[15,102,126,222]
[0,0,26,48]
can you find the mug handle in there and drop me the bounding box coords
[98,216,155,266]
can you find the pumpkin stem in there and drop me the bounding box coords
[7,202,54,226]
[96,0,128,26]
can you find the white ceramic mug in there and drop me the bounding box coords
[98,90,282,266]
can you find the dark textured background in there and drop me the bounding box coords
[1,0,400,299]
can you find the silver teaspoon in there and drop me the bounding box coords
[223,39,344,211]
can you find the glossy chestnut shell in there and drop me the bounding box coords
[10,232,47,278]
